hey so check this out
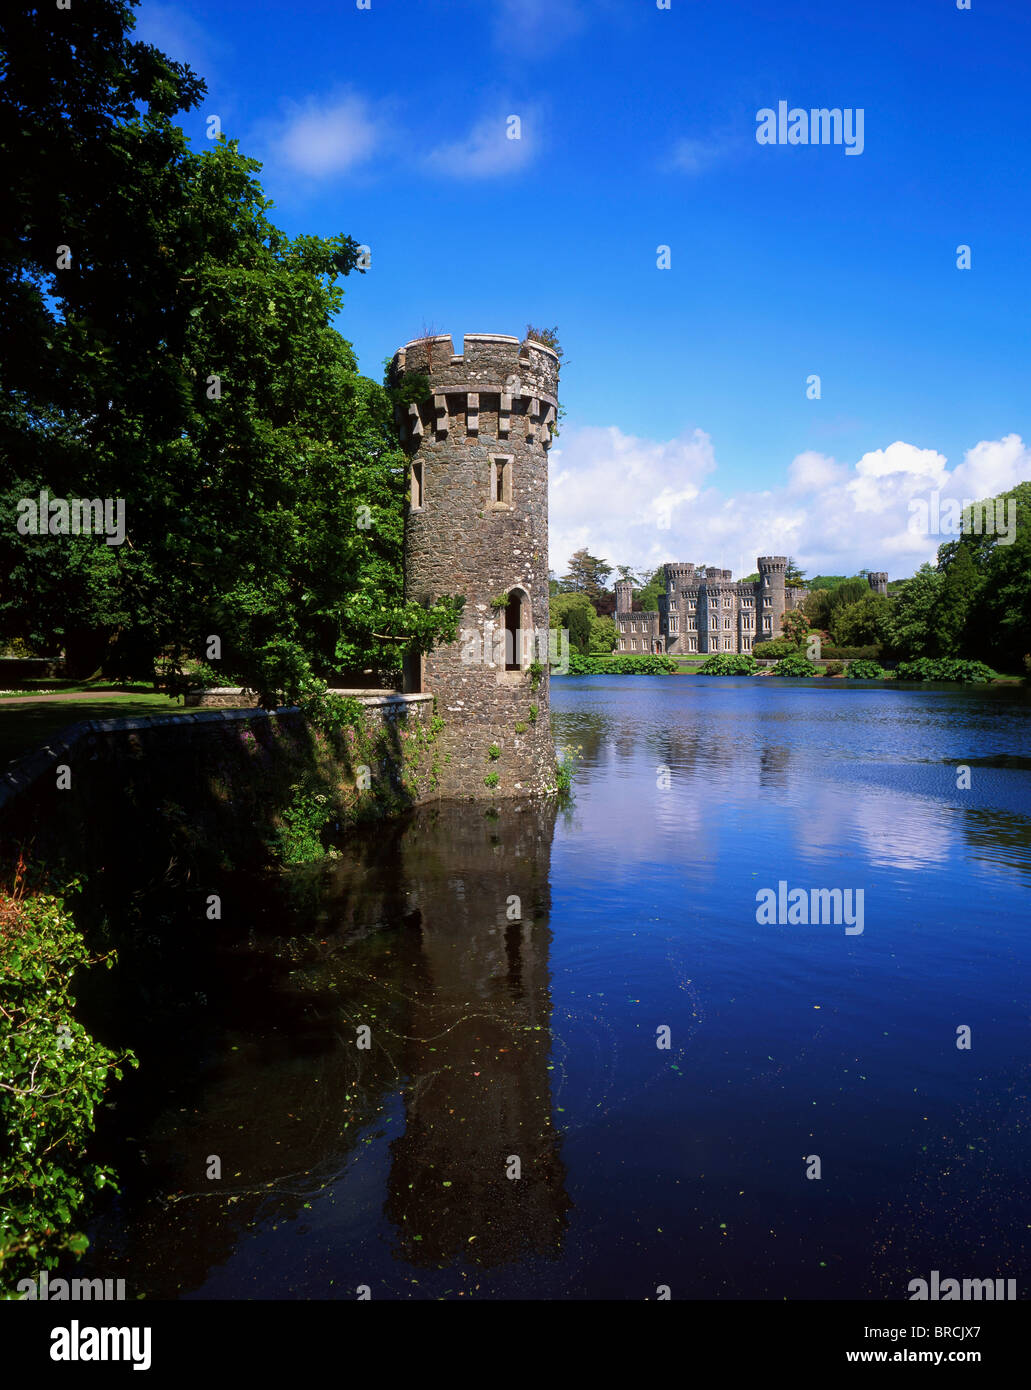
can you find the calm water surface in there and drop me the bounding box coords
[76,678,1031,1299]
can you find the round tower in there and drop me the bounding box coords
[868,571,888,596]
[390,332,559,798]
[614,579,633,614]
[757,556,788,641]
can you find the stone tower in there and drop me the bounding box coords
[757,556,788,641]
[391,332,558,799]
[614,579,633,614]
[868,571,888,596]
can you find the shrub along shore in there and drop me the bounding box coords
[553,652,1008,683]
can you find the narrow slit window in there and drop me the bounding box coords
[490,456,512,505]
[411,460,423,509]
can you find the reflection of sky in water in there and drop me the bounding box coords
[555,677,1031,885]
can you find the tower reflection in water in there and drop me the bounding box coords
[379,802,571,1265]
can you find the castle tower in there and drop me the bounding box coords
[868,571,888,597]
[390,332,558,799]
[614,579,633,614]
[757,556,788,642]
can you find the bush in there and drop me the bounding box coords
[554,745,582,796]
[772,654,819,677]
[895,658,996,684]
[273,778,336,864]
[822,660,845,677]
[698,654,758,675]
[563,653,678,675]
[0,878,137,1284]
[821,644,883,662]
[753,638,801,659]
[483,771,500,788]
[846,659,887,679]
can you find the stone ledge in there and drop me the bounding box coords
[0,691,438,811]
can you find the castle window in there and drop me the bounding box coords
[724,618,731,629]
[724,596,732,606]
[688,637,696,651]
[670,616,678,633]
[411,460,424,509]
[742,637,751,651]
[763,597,772,606]
[503,587,531,670]
[489,455,513,507]
[763,617,772,630]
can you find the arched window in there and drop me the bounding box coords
[503,587,531,670]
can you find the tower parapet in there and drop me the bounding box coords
[756,556,789,641]
[391,331,557,800]
[868,571,888,596]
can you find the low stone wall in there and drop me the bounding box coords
[0,694,437,873]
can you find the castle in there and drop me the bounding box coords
[615,563,888,655]
[390,332,558,798]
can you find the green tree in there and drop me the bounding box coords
[972,481,1031,669]
[561,548,613,601]
[589,614,618,654]
[0,0,461,697]
[802,587,834,630]
[929,544,982,656]
[830,593,895,648]
[784,558,807,587]
[829,577,870,611]
[887,564,945,659]
[550,591,596,630]
[566,604,593,655]
[635,566,666,612]
[780,609,810,646]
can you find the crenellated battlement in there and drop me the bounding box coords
[392,332,559,405]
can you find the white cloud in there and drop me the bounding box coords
[427,110,537,179]
[548,425,1031,579]
[670,135,729,176]
[950,433,1030,501]
[264,92,384,178]
[787,450,848,494]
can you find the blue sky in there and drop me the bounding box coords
[134,0,1031,580]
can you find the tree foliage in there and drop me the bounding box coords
[559,549,612,601]
[0,0,460,700]
[830,593,895,647]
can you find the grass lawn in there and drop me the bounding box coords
[0,679,158,697]
[0,694,200,768]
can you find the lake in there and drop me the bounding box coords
[72,677,1031,1300]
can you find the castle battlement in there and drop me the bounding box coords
[392,332,559,407]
